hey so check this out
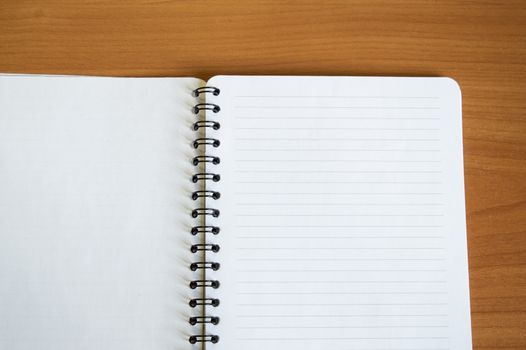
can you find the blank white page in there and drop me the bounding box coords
[206,76,471,350]
[0,75,203,350]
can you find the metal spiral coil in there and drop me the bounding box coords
[191,243,220,253]
[190,86,221,345]
[190,262,220,271]
[193,138,220,148]
[191,226,220,235]
[189,298,220,308]
[190,280,220,289]
[192,103,220,114]
[193,155,220,165]
[193,120,220,131]
[189,335,220,344]
[189,316,220,325]
[192,173,220,183]
[192,86,220,97]
[192,191,221,200]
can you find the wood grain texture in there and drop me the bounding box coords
[0,0,525,348]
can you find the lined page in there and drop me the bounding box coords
[0,76,204,350]
[207,76,471,350]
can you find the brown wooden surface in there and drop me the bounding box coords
[1,1,525,348]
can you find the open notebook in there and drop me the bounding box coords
[0,75,471,350]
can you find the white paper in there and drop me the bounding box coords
[206,76,471,350]
[0,75,204,350]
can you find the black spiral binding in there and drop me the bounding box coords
[189,86,221,345]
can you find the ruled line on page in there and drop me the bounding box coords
[235,337,448,341]
[234,137,442,141]
[234,203,444,206]
[234,314,449,318]
[234,159,442,163]
[236,325,448,329]
[236,269,447,273]
[235,258,446,261]
[234,247,446,250]
[234,232,446,236]
[234,192,445,195]
[233,225,445,228]
[233,170,443,173]
[234,116,441,120]
[233,181,443,184]
[234,95,440,99]
[234,236,445,239]
[234,106,441,110]
[236,292,448,295]
[234,215,445,217]
[234,127,440,130]
[236,280,446,283]
[234,149,442,152]
[235,302,448,306]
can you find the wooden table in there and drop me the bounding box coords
[1,1,524,348]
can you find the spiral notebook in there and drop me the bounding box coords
[0,75,471,350]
